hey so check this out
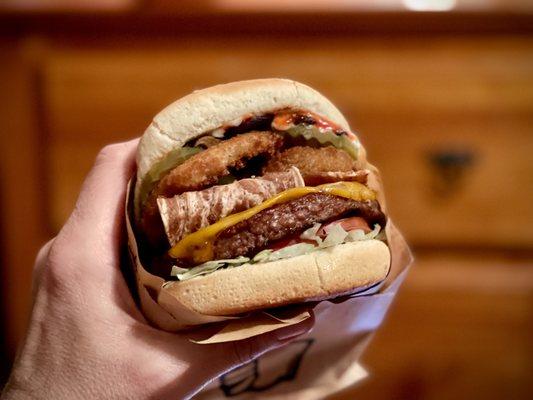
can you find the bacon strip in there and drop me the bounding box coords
[303,170,368,186]
[158,167,304,246]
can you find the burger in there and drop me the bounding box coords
[131,79,390,318]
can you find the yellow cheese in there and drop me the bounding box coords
[168,181,376,262]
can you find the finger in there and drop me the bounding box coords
[61,139,138,245]
[208,316,315,379]
[154,317,314,400]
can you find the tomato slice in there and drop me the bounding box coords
[267,216,370,252]
[323,216,370,234]
[268,234,316,251]
[268,235,299,251]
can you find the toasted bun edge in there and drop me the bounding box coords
[163,240,390,316]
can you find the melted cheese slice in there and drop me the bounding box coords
[168,181,376,262]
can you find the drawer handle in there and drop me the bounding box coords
[427,149,477,197]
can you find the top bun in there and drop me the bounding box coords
[135,79,351,211]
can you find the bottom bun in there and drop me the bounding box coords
[163,240,390,316]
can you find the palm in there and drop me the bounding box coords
[13,141,308,400]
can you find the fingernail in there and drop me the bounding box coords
[275,322,311,341]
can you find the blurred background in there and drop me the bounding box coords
[0,0,532,398]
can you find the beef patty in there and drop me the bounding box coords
[213,193,386,260]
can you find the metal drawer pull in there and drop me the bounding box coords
[427,149,477,198]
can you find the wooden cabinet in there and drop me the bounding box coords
[1,17,532,399]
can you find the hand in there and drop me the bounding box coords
[2,140,312,400]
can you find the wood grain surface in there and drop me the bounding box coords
[1,31,532,399]
[40,37,533,246]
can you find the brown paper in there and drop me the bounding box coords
[191,309,311,344]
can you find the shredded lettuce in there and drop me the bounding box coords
[252,243,316,263]
[322,223,349,247]
[302,222,382,246]
[252,249,274,263]
[300,223,321,242]
[347,224,381,241]
[172,224,382,281]
[285,125,360,160]
[171,256,250,281]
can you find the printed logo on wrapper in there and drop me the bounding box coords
[219,339,314,396]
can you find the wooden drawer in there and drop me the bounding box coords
[41,37,533,247]
[361,115,532,248]
[331,252,533,400]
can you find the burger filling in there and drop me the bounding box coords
[137,109,387,279]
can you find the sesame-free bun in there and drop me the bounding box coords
[163,240,390,316]
[134,79,351,215]
[130,79,388,323]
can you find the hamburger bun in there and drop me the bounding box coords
[163,240,390,316]
[131,78,388,322]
